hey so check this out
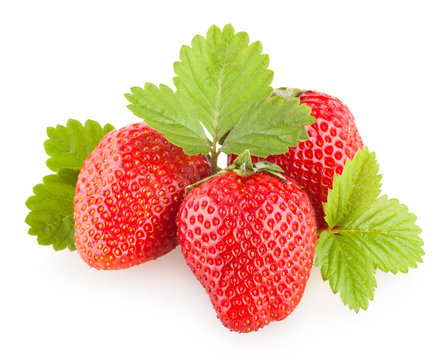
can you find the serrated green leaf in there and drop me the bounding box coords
[44,119,114,172]
[125,83,210,155]
[219,96,314,157]
[314,230,335,268]
[316,147,424,312]
[339,195,424,274]
[315,230,377,312]
[324,147,382,228]
[125,24,312,161]
[173,24,274,140]
[25,169,78,251]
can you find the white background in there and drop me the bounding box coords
[1,1,445,359]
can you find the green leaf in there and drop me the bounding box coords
[315,147,424,311]
[25,169,78,251]
[324,147,382,228]
[125,24,313,161]
[315,231,376,312]
[339,195,424,274]
[44,119,114,172]
[125,83,210,155]
[173,24,274,141]
[219,96,314,157]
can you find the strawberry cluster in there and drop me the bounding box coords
[26,24,423,333]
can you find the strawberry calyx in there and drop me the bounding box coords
[228,149,255,176]
[272,87,306,99]
[229,150,290,184]
[185,150,290,194]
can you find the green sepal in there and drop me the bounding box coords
[185,150,289,194]
[231,149,255,174]
[229,150,289,181]
[271,87,305,99]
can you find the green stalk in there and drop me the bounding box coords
[210,131,221,174]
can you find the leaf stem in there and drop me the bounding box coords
[210,137,219,175]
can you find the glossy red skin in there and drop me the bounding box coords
[74,123,211,270]
[228,91,363,229]
[177,172,317,332]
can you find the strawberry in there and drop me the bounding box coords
[74,123,211,270]
[177,168,317,332]
[228,90,363,229]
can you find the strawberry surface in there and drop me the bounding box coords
[177,172,317,332]
[74,123,211,270]
[228,91,363,229]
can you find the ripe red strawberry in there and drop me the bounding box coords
[228,90,363,229]
[177,171,317,332]
[74,123,211,270]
